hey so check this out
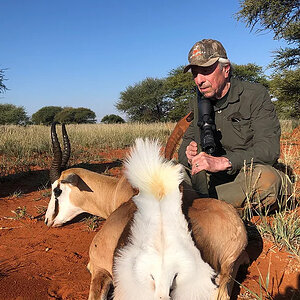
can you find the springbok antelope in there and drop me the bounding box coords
[87,139,248,300]
[45,112,193,227]
[45,123,134,227]
[113,138,218,300]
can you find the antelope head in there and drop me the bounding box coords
[45,123,84,227]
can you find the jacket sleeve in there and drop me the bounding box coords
[223,87,281,174]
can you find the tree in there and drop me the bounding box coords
[0,104,29,125]
[101,114,125,124]
[0,69,8,93]
[73,107,97,124]
[54,107,96,124]
[270,68,300,118]
[236,0,300,70]
[116,77,171,122]
[31,106,63,125]
[164,66,195,121]
[231,63,269,88]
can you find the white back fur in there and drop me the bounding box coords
[113,138,217,300]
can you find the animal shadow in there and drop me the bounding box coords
[0,160,122,198]
[231,221,263,299]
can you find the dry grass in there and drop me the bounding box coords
[0,122,175,176]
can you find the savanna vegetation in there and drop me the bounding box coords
[0,1,299,299]
[0,121,299,264]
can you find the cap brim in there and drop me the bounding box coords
[183,57,219,73]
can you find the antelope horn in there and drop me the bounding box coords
[61,123,71,170]
[164,111,194,160]
[49,122,62,184]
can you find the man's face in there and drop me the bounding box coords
[191,62,230,99]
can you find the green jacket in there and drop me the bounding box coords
[178,77,281,176]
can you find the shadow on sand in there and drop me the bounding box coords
[0,160,122,198]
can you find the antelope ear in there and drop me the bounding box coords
[61,173,93,192]
[61,173,79,186]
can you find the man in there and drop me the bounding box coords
[179,39,291,212]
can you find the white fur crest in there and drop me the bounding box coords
[124,138,183,200]
[113,138,217,300]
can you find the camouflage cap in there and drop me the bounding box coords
[183,39,228,73]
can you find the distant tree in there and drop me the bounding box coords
[31,106,63,125]
[54,107,75,124]
[0,104,29,125]
[115,63,271,122]
[54,107,96,124]
[101,114,125,124]
[231,63,269,88]
[270,68,300,118]
[116,77,171,122]
[73,107,96,124]
[236,0,299,70]
[0,69,8,93]
[164,66,195,121]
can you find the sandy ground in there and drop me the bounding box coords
[0,131,299,300]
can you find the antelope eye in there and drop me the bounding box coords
[54,187,62,198]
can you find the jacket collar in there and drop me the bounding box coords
[213,77,244,111]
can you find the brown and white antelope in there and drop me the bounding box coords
[45,113,193,227]
[113,138,218,300]
[44,118,249,299]
[87,139,249,300]
[45,123,134,227]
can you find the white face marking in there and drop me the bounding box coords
[45,180,59,227]
[45,181,84,227]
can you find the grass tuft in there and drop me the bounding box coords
[83,215,104,231]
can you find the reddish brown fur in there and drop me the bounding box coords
[165,111,193,160]
[88,187,248,300]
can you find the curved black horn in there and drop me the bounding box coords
[61,123,71,170]
[49,122,62,184]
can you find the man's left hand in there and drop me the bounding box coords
[191,152,231,175]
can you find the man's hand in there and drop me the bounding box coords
[185,141,231,175]
[186,141,198,165]
[191,152,232,175]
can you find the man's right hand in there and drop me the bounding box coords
[186,141,198,165]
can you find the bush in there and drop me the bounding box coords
[31,106,63,125]
[0,104,29,125]
[101,114,125,124]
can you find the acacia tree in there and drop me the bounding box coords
[236,0,300,117]
[164,66,195,121]
[101,114,125,124]
[0,104,29,125]
[231,63,269,88]
[117,64,270,122]
[54,107,96,124]
[31,106,63,125]
[236,0,299,70]
[73,107,97,124]
[270,69,300,118]
[0,69,8,93]
[116,77,171,122]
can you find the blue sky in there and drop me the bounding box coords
[0,0,287,121]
